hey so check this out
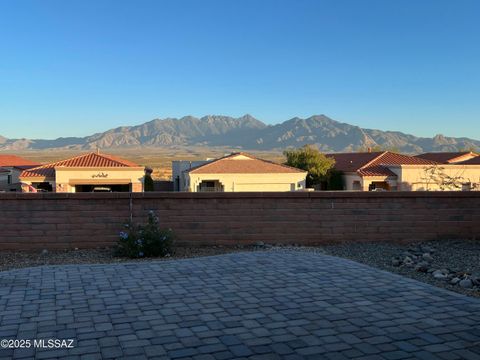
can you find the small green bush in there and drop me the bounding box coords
[144,173,154,192]
[115,211,174,258]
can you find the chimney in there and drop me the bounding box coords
[96,147,100,155]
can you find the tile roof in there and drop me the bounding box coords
[458,156,480,165]
[362,152,439,176]
[370,152,439,166]
[20,152,140,178]
[415,152,478,164]
[188,153,306,174]
[357,165,397,177]
[328,151,439,177]
[326,152,384,173]
[0,155,40,169]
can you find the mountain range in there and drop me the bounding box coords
[0,115,478,153]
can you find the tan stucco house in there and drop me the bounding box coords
[173,153,307,192]
[327,151,480,191]
[19,151,145,192]
[0,155,40,192]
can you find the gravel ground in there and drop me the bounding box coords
[319,239,480,298]
[0,246,248,272]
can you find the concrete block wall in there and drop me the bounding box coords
[0,192,478,250]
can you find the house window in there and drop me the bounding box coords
[198,180,224,192]
[34,182,53,192]
[204,181,215,188]
[369,181,390,191]
[7,175,12,184]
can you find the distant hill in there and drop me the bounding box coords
[0,114,478,153]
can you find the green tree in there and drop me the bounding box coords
[283,145,336,188]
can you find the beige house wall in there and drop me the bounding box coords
[0,168,25,191]
[10,168,23,184]
[172,160,210,191]
[0,173,8,189]
[186,173,307,192]
[21,167,145,192]
[361,176,397,191]
[342,165,480,192]
[342,173,363,190]
[342,173,397,191]
[0,168,22,184]
[391,164,480,191]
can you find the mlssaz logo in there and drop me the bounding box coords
[33,339,75,348]
[91,172,108,178]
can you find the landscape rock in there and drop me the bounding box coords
[415,261,429,273]
[471,276,480,286]
[422,253,433,262]
[391,258,401,267]
[433,270,448,280]
[459,279,473,289]
[421,245,435,253]
[450,277,461,285]
[320,239,479,298]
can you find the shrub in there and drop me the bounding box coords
[144,167,154,191]
[327,169,344,190]
[115,211,174,258]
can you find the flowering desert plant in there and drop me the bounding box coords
[115,211,174,258]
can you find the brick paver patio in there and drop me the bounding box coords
[1,250,480,359]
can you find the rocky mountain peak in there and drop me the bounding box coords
[0,115,478,153]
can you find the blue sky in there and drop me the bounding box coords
[1,0,479,140]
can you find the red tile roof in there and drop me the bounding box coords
[326,152,384,173]
[357,165,397,177]
[370,152,439,166]
[328,151,439,177]
[0,155,40,169]
[20,152,140,178]
[188,153,306,174]
[361,152,438,176]
[415,152,478,164]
